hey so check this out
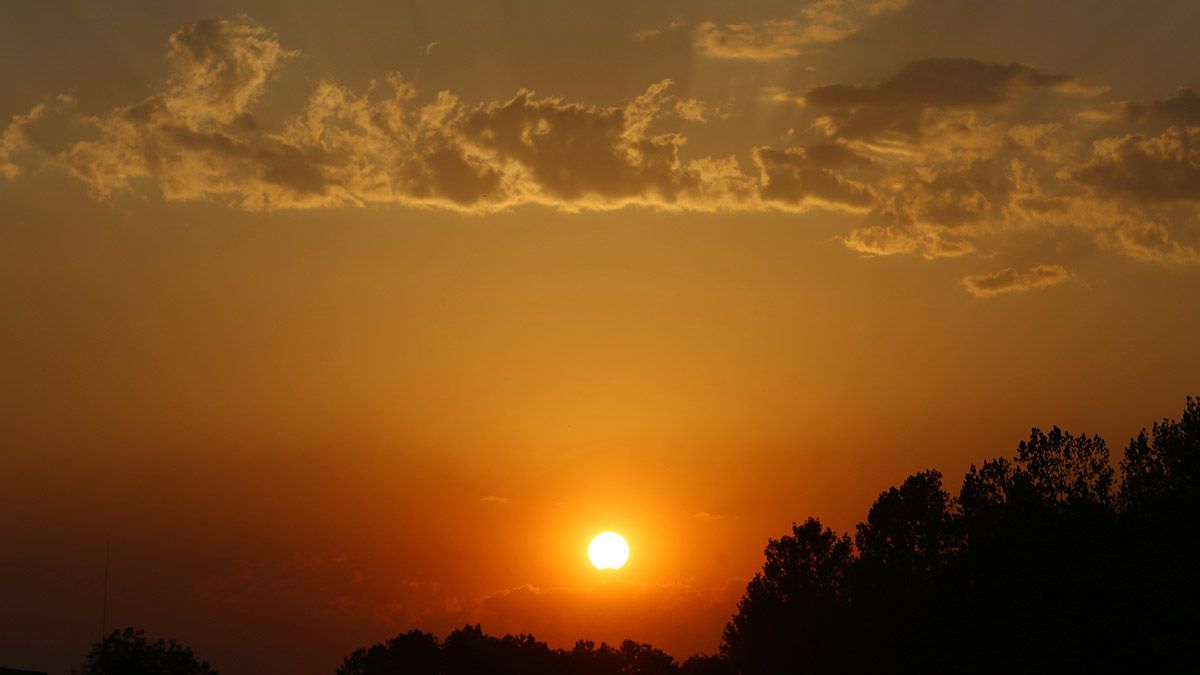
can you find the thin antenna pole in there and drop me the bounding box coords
[101,533,110,642]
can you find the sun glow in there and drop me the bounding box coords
[588,532,629,570]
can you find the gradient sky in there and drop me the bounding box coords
[2,1,1199,673]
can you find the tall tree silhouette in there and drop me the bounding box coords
[720,518,853,674]
[853,470,960,671]
[1121,396,1200,513]
[1116,396,1200,669]
[855,470,958,583]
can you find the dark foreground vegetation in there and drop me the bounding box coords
[78,398,1200,674]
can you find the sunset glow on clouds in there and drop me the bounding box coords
[6,14,1198,299]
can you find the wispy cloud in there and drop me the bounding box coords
[688,0,911,61]
[1079,87,1200,125]
[961,264,1072,298]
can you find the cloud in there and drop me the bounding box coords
[631,19,689,43]
[0,103,43,179]
[960,264,1072,298]
[0,94,80,179]
[1097,220,1200,265]
[752,145,874,210]
[692,19,848,61]
[1080,88,1200,125]
[836,152,1027,260]
[801,58,1101,141]
[481,495,511,504]
[49,18,762,213]
[456,80,708,208]
[761,58,1200,274]
[5,17,1200,289]
[841,223,975,259]
[690,0,911,61]
[1072,126,1200,203]
[163,17,297,125]
[778,64,1105,267]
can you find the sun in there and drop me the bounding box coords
[588,532,629,570]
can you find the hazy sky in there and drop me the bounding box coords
[2,1,1199,673]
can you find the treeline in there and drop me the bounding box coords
[78,397,1200,674]
[336,627,724,675]
[722,398,1200,674]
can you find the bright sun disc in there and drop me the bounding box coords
[588,532,629,570]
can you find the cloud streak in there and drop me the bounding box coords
[1080,87,1200,125]
[690,0,911,61]
[960,264,1071,298]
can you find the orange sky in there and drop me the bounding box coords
[2,1,1200,673]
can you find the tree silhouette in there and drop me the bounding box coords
[339,627,691,675]
[75,628,217,675]
[720,518,852,675]
[1121,396,1200,513]
[337,629,440,675]
[855,469,958,582]
[852,470,960,671]
[568,640,626,675]
[316,396,1200,675]
[615,640,679,675]
[718,397,1199,674]
[1116,396,1200,669]
[678,654,734,675]
[1014,426,1113,509]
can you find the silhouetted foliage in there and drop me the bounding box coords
[75,628,216,675]
[720,397,1200,675]
[855,469,957,584]
[338,627,691,675]
[1115,396,1200,670]
[333,396,1200,675]
[1014,426,1114,508]
[679,654,734,675]
[721,518,852,674]
[337,630,440,675]
[1121,396,1200,513]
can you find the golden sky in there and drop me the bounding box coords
[2,1,1199,673]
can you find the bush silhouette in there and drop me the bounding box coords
[75,628,216,675]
